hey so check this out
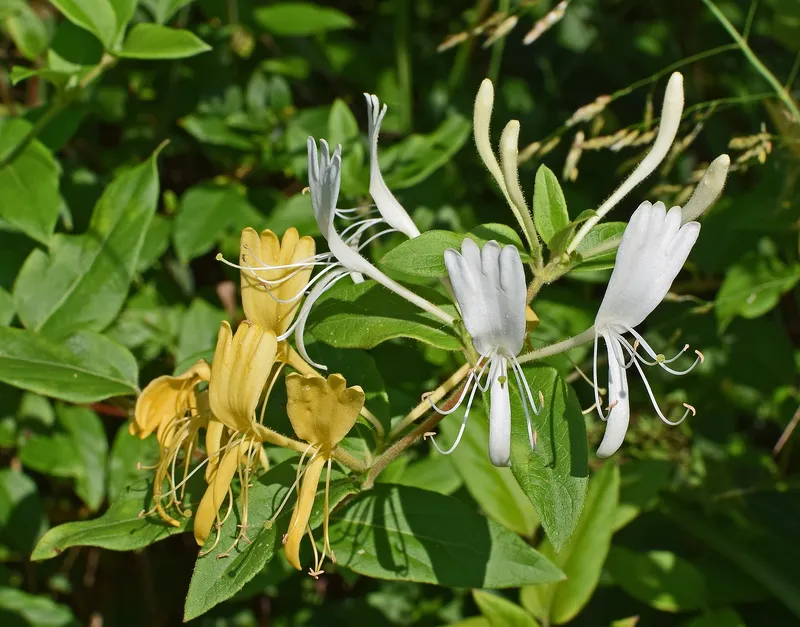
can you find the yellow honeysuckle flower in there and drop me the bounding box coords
[239,227,316,336]
[131,360,211,439]
[281,372,364,577]
[209,320,278,433]
[194,320,280,550]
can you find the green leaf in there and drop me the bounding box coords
[57,405,108,511]
[0,119,61,244]
[329,484,565,588]
[381,225,529,278]
[180,115,254,150]
[253,2,354,37]
[48,0,117,48]
[136,214,172,273]
[31,475,202,561]
[0,288,13,326]
[389,454,463,495]
[473,590,539,627]
[715,250,800,331]
[664,495,800,619]
[509,365,588,553]
[184,460,359,621]
[0,587,79,627]
[108,427,157,503]
[174,184,250,263]
[531,462,619,624]
[440,405,538,537]
[382,115,471,190]
[140,0,194,23]
[0,327,138,403]
[5,3,49,60]
[533,165,569,245]
[0,469,48,558]
[307,280,460,351]
[176,298,226,365]
[571,222,625,272]
[14,147,162,338]
[118,23,211,59]
[606,548,707,612]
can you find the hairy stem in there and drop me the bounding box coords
[517,326,596,364]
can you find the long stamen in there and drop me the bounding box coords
[260,262,341,305]
[323,457,335,564]
[289,269,352,367]
[630,358,695,426]
[592,331,611,421]
[357,228,398,250]
[624,326,704,376]
[217,251,331,273]
[428,361,487,456]
[509,355,543,452]
[427,354,492,416]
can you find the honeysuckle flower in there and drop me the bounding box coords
[218,137,453,372]
[278,372,364,577]
[567,72,685,254]
[364,93,420,239]
[429,238,542,467]
[131,360,210,439]
[238,227,316,336]
[132,360,210,526]
[194,320,279,548]
[592,200,703,458]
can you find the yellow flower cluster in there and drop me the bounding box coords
[133,227,365,574]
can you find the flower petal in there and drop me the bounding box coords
[596,335,630,458]
[488,357,511,467]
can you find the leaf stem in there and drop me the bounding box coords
[517,326,596,364]
[702,0,800,123]
[389,362,471,438]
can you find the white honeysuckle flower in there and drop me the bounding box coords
[592,200,704,458]
[567,72,685,254]
[364,93,420,239]
[429,238,542,467]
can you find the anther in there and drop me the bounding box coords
[695,349,705,363]
[538,390,545,407]
[423,431,436,440]
[683,403,697,416]
[606,400,619,411]
[301,186,310,195]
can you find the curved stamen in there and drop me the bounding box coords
[358,228,398,250]
[630,358,695,426]
[509,357,538,451]
[291,269,352,369]
[623,326,704,376]
[217,251,332,273]
[427,353,492,416]
[428,361,489,455]
[260,262,341,305]
[339,216,385,240]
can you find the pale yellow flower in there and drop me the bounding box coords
[194,320,279,548]
[131,360,210,439]
[282,373,364,577]
[239,227,316,336]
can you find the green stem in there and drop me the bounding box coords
[517,326,596,364]
[702,0,800,122]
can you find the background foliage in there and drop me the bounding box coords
[1,0,800,625]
